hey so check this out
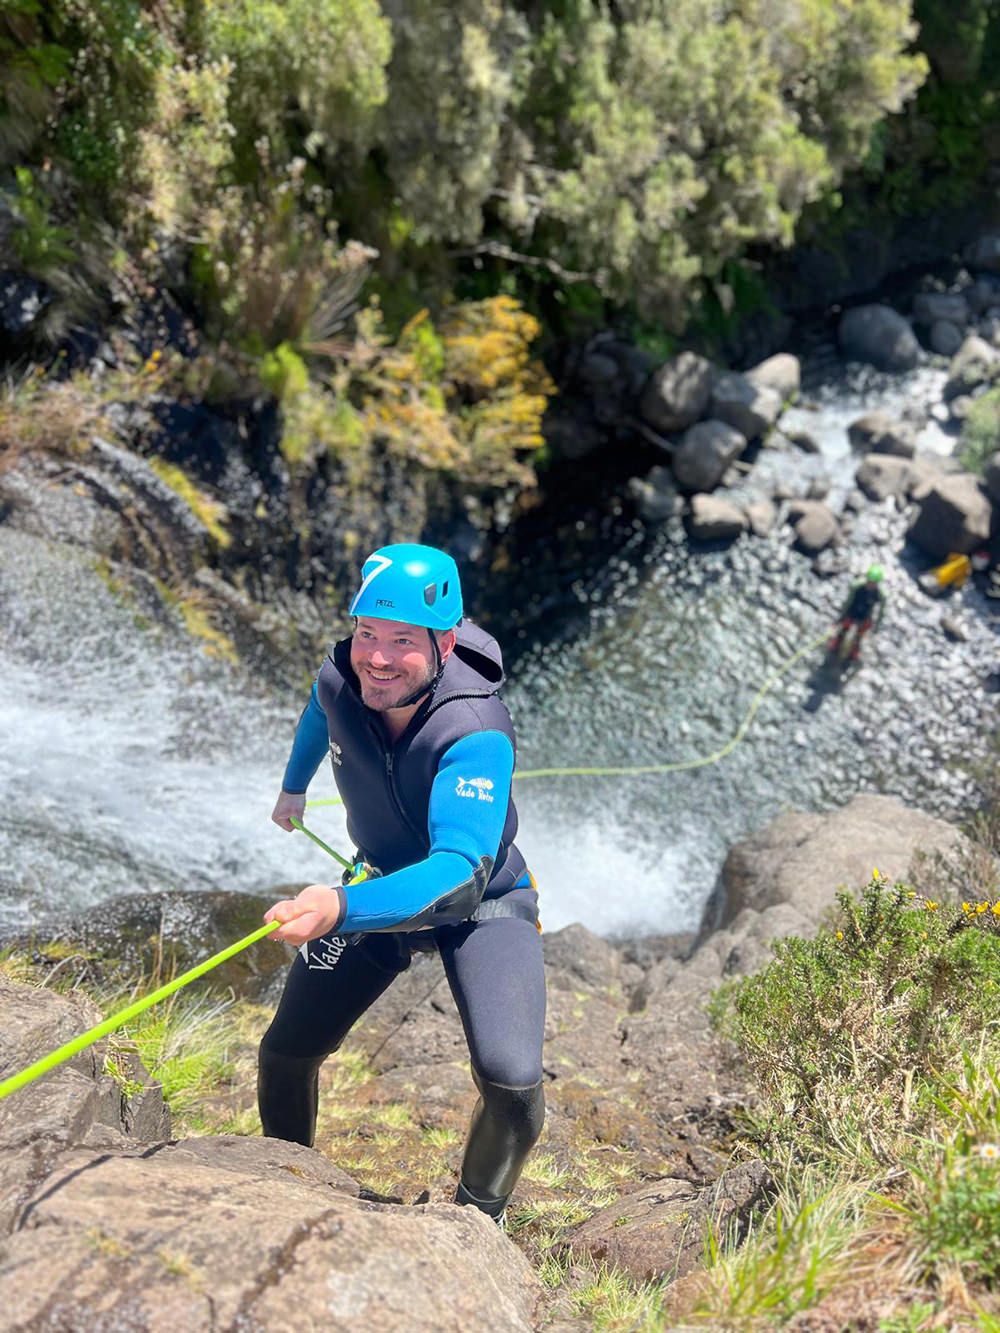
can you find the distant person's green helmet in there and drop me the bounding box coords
[865,564,884,583]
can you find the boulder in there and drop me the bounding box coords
[786,428,820,454]
[745,352,801,402]
[930,319,964,357]
[0,271,52,340]
[672,420,747,492]
[908,473,993,557]
[846,410,916,457]
[968,276,1000,315]
[542,924,622,993]
[788,500,840,553]
[963,234,1000,275]
[720,793,967,930]
[565,1161,774,1283]
[983,451,1000,504]
[626,466,684,523]
[686,494,747,542]
[855,454,917,503]
[745,497,777,536]
[639,352,715,433]
[0,1136,541,1331]
[911,292,969,327]
[838,304,920,372]
[709,371,783,439]
[943,335,1000,401]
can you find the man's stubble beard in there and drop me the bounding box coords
[360,661,435,712]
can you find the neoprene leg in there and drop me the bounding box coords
[457,1067,545,1215]
[257,1048,322,1146]
[258,933,407,1147]
[437,907,547,1217]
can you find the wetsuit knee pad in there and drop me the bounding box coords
[459,1071,545,1207]
[257,1044,323,1148]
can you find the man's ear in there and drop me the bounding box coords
[437,628,458,663]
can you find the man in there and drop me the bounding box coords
[260,543,545,1225]
[829,564,886,663]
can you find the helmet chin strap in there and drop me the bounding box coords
[385,628,445,711]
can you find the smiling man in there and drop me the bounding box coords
[260,543,545,1225]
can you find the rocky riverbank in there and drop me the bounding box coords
[0,792,978,1330]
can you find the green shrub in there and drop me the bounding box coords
[960,387,1000,474]
[9,165,74,272]
[711,876,1000,1169]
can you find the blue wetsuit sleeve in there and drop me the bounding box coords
[338,730,515,933]
[281,684,330,794]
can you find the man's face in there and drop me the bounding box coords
[350,616,438,711]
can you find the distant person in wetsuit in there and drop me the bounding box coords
[829,564,885,662]
[259,544,544,1227]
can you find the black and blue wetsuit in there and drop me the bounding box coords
[258,622,546,1218]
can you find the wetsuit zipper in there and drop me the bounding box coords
[374,727,426,849]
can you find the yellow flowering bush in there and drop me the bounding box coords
[710,876,1000,1168]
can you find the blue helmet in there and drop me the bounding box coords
[349,544,463,632]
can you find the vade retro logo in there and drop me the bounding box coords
[455,776,495,803]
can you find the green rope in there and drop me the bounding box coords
[289,815,351,868]
[0,818,353,1102]
[0,920,281,1101]
[306,629,830,804]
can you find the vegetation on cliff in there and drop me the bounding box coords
[6,1,994,347]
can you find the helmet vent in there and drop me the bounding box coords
[423,582,438,606]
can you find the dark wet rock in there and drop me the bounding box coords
[838,304,920,372]
[564,1160,775,1283]
[930,319,964,357]
[709,370,782,440]
[964,234,1000,274]
[720,793,967,930]
[673,420,747,492]
[943,334,1000,400]
[29,888,292,1001]
[745,352,800,402]
[968,275,1000,315]
[686,494,747,542]
[639,351,715,433]
[626,466,684,523]
[983,451,1000,504]
[847,410,916,458]
[912,292,969,327]
[0,271,52,340]
[908,473,993,557]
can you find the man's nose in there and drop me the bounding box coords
[370,647,392,668]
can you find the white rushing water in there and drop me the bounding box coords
[1,360,996,938]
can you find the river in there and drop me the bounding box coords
[1,360,996,939]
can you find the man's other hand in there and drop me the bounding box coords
[264,885,343,946]
[271,790,306,832]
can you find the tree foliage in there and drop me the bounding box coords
[1,0,938,327]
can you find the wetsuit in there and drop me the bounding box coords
[258,621,546,1218]
[830,581,884,659]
